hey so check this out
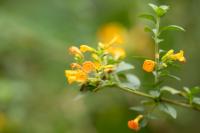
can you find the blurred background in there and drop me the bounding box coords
[0,0,200,132]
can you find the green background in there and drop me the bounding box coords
[0,0,200,132]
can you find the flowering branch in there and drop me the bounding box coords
[65,3,200,132]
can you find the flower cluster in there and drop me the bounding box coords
[65,37,127,91]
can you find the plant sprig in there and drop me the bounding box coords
[65,3,200,131]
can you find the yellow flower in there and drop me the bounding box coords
[76,70,88,83]
[80,45,95,53]
[161,49,174,61]
[65,70,87,84]
[97,23,125,45]
[92,54,101,62]
[106,47,126,60]
[94,62,101,70]
[69,46,83,58]
[162,49,186,63]
[143,60,155,72]
[128,115,143,131]
[172,50,186,62]
[82,61,95,73]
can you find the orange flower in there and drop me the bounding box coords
[69,46,83,58]
[65,70,87,84]
[143,60,155,72]
[106,47,126,60]
[128,115,143,131]
[82,61,95,73]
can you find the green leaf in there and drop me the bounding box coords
[141,100,155,106]
[149,90,160,97]
[190,86,200,95]
[160,5,170,11]
[130,106,144,112]
[124,74,140,89]
[183,87,191,94]
[146,114,158,120]
[139,14,156,23]
[140,118,148,127]
[193,97,200,105]
[161,25,185,33]
[149,3,169,17]
[116,61,134,73]
[149,3,158,12]
[144,26,152,33]
[161,86,181,95]
[182,87,193,104]
[167,74,181,81]
[157,5,169,17]
[159,103,177,119]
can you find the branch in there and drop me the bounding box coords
[116,84,200,112]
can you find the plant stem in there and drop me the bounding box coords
[154,17,160,85]
[116,84,200,112]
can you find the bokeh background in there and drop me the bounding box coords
[0,0,200,132]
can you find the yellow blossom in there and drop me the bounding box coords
[161,49,174,61]
[94,62,101,70]
[65,70,87,84]
[82,61,95,73]
[143,60,155,72]
[172,50,186,62]
[162,49,186,63]
[98,23,125,45]
[69,46,83,58]
[80,45,95,53]
[128,115,143,131]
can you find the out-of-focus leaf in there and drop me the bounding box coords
[140,118,148,127]
[161,86,181,95]
[167,74,181,81]
[161,25,185,33]
[139,14,156,23]
[193,97,200,105]
[149,90,160,97]
[149,3,158,12]
[116,61,134,73]
[130,106,144,112]
[141,100,155,106]
[124,74,140,89]
[149,3,169,17]
[190,86,200,95]
[146,114,158,120]
[144,26,152,33]
[159,103,177,119]
[183,87,191,94]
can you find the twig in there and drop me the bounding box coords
[116,84,200,112]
